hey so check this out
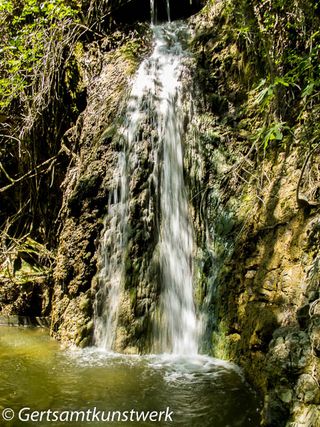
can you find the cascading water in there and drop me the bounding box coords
[93,148,128,349]
[94,1,198,354]
[150,0,171,23]
[166,0,171,22]
[155,34,198,355]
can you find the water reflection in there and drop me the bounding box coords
[0,327,261,426]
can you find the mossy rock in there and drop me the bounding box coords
[68,174,102,216]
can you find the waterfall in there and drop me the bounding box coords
[93,152,128,350]
[94,7,198,355]
[150,0,155,24]
[166,0,171,22]
[150,0,171,24]
[155,30,198,355]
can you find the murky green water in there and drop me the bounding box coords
[0,327,261,426]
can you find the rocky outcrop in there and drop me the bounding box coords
[186,1,320,425]
[50,23,154,348]
[0,278,51,320]
[188,143,320,426]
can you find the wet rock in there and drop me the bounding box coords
[278,388,293,404]
[290,403,320,427]
[263,392,290,427]
[310,326,320,357]
[296,374,320,404]
[0,278,51,317]
[267,330,312,376]
[297,304,311,329]
[245,270,256,279]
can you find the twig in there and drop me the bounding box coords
[0,162,15,182]
[0,155,58,193]
[0,134,21,144]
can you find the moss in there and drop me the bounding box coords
[129,288,137,307]
[211,321,230,360]
[194,271,207,307]
[117,25,152,74]
[78,294,90,313]
[101,125,117,145]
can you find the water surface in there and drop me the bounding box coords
[0,327,261,426]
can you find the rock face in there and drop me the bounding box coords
[0,278,51,320]
[51,23,153,348]
[184,1,320,426]
[187,141,320,426]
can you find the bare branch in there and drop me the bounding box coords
[0,155,58,194]
[0,162,15,183]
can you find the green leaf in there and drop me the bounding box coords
[302,82,315,98]
[274,77,290,87]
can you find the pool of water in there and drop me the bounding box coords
[0,327,261,426]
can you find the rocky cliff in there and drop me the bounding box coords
[186,1,320,425]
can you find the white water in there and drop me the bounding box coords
[94,12,198,354]
[93,152,128,349]
[155,27,198,354]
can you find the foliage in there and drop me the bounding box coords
[255,121,292,152]
[253,77,292,109]
[0,0,79,111]
[228,0,320,151]
[0,0,85,255]
[0,235,54,284]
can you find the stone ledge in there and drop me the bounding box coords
[0,315,50,328]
